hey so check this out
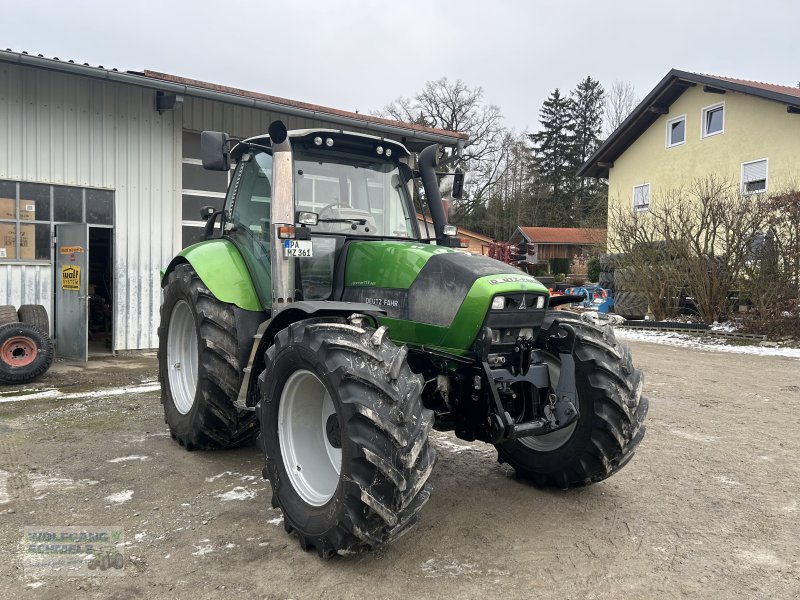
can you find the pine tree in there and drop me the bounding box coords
[569,76,607,226]
[530,88,575,226]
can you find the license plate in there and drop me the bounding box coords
[283,239,313,258]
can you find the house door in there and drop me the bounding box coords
[55,223,89,361]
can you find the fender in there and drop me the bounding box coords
[161,239,262,312]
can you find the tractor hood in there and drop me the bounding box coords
[341,241,549,354]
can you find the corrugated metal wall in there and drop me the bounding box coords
[0,62,179,350]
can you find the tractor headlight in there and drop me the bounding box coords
[491,296,506,310]
[443,225,458,236]
[536,295,546,309]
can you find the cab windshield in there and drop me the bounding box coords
[294,148,416,238]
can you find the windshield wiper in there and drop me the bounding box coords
[317,218,367,225]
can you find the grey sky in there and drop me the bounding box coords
[6,0,798,134]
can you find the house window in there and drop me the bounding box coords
[666,115,686,147]
[741,158,768,194]
[633,184,650,212]
[702,103,724,137]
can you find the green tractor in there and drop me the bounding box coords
[158,121,648,557]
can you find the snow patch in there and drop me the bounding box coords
[736,549,781,567]
[713,475,741,486]
[105,490,134,504]
[192,543,214,556]
[0,383,161,404]
[0,469,9,504]
[217,486,257,501]
[670,429,718,443]
[267,516,284,526]
[615,328,800,359]
[205,471,237,483]
[26,582,44,589]
[134,532,146,542]
[107,455,150,463]
[421,555,508,579]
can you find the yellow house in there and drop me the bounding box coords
[578,69,800,217]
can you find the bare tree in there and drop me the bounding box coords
[378,78,507,218]
[609,176,771,324]
[603,80,639,137]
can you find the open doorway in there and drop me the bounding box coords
[88,227,113,355]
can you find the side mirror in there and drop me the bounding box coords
[201,131,230,171]
[452,168,464,200]
[398,162,414,182]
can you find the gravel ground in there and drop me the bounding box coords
[1,341,799,599]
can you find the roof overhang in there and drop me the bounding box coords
[578,69,800,179]
[0,50,467,151]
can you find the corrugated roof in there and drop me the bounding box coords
[142,70,467,140]
[517,227,606,245]
[0,49,467,145]
[578,69,800,179]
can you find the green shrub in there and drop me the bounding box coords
[587,256,601,282]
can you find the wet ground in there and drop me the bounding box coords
[1,342,799,599]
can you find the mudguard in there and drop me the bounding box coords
[161,239,262,312]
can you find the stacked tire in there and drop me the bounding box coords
[612,268,648,321]
[0,304,54,384]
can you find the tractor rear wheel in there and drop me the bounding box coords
[158,263,257,450]
[496,314,648,488]
[258,318,436,557]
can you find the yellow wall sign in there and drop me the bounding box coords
[59,245,84,254]
[61,265,81,291]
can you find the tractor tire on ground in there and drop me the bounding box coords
[0,322,54,385]
[158,263,257,450]
[259,318,436,557]
[496,313,648,489]
[0,305,18,325]
[17,304,49,335]
[613,291,648,320]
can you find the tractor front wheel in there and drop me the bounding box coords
[158,263,257,450]
[258,318,436,557]
[496,315,648,488]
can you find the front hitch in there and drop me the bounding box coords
[479,324,580,444]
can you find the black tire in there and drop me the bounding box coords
[17,304,49,335]
[496,314,648,488]
[157,263,257,450]
[0,305,18,325]
[598,271,614,291]
[0,322,54,385]
[614,291,648,320]
[258,318,436,557]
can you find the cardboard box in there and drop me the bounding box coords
[0,222,36,260]
[0,197,36,221]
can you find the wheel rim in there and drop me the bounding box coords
[166,300,198,415]
[519,353,578,451]
[278,369,342,506]
[0,336,38,367]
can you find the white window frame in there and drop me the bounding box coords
[632,183,651,212]
[741,157,769,195]
[701,102,725,138]
[665,114,686,148]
